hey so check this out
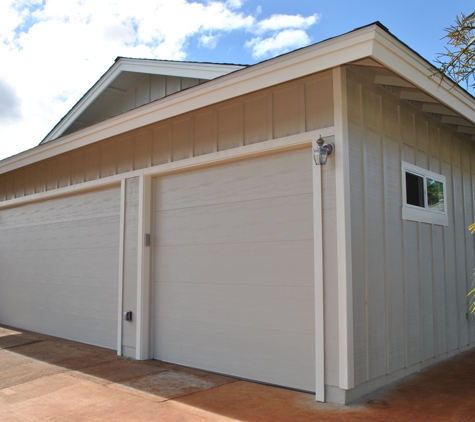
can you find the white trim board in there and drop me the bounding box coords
[333,67,355,390]
[313,160,325,401]
[117,179,126,355]
[136,174,152,360]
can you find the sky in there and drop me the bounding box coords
[0,0,473,161]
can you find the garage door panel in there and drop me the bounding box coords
[153,149,315,391]
[0,247,119,280]
[0,217,119,251]
[0,187,120,349]
[154,283,315,334]
[154,148,312,212]
[154,317,316,392]
[0,278,117,316]
[154,240,314,287]
[155,194,313,246]
[0,299,116,348]
[0,188,120,228]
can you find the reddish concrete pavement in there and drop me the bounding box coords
[1,325,475,421]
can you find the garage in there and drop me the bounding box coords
[152,148,316,392]
[0,186,120,349]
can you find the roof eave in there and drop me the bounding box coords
[3,23,473,175]
[369,26,475,124]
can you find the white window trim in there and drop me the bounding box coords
[401,161,448,226]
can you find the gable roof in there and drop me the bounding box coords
[2,22,475,174]
[40,57,246,144]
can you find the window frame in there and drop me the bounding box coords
[401,161,448,226]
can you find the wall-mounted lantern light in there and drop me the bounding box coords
[313,136,335,165]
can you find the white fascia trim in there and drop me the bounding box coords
[42,59,245,144]
[370,27,475,125]
[118,58,245,79]
[0,28,375,175]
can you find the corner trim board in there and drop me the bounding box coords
[333,66,355,389]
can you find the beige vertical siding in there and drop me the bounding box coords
[347,66,475,388]
[0,70,334,203]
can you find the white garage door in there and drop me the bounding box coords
[152,148,316,392]
[0,186,120,349]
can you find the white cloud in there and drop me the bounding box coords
[226,0,244,9]
[245,29,311,59]
[255,13,319,34]
[199,34,218,49]
[0,77,22,123]
[0,0,320,160]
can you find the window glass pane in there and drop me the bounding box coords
[426,178,444,212]
[406,172,424,207]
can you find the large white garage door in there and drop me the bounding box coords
[153,148,316,392]
[0,186,120,349]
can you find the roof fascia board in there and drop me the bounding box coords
[370,27,475,124]
[0,25,377,174]
[119,59,245,79]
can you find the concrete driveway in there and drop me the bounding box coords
[1,325,475,421]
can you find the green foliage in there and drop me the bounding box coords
[434,12,475,89]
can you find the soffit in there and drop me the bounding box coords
[350,57,475,140]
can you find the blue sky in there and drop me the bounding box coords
[0,0,473,160]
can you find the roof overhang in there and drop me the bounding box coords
[2,23,474,175]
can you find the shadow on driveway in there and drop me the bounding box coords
[1,325,475,421]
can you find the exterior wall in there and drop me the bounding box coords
[0,69,334,203]
[347,65,475,398]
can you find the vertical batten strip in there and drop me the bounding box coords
[267,93,273,141]
[333,66,355,390]
[299,83,306,133]
[238,102,244,147]
[313,158,325,402]
[117,178,126,356]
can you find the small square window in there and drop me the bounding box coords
[402,162,448,226]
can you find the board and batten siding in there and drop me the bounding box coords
[0,186,120,349]
[0,70,334,203]
[347,66,475,390]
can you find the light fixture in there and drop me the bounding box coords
[313,136,334,165]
